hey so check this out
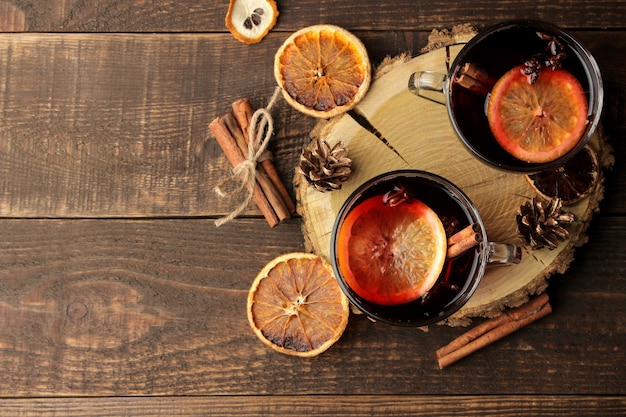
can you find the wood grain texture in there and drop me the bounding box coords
[1,0,626,32]
[0,218,305,395]
[0,32,624,218]
[1,395,626,416]
[0,217,624,396]
[0,33,304,217]
[0,0,625,412]
[0,32,440,218]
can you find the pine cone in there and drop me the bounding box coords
[299,137,352,192]
[516,197,575,250]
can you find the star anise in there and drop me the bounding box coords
[382,184,411,207]
[537,31,566,56]
[544,51,568,71]
[522,56,543,84]
[522,32,569,84]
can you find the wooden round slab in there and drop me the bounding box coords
[295,43,612,326]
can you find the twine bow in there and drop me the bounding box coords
[214,87,281,226]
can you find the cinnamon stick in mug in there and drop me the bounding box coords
[454,63,493,96]
[447,223,482,258]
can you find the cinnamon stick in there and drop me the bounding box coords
[232,98,296,214]
[209,117,279,227]
[436,293,552,369]
[454,63,494,96]
[447,223,482,258]
[223,112,250,158]
[222,111,290,222]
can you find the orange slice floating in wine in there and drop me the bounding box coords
[336,196,447,305]
[487,65,588,163]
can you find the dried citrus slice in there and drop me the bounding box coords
[336,196,447,305]
[274,24,371,118]
[487,65,588,163]
[526,145,599,205]
[225,0,278,44]
[247,252,349,357]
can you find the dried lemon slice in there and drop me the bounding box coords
[247,252,349,357]
[274,25,371,118]
[225,0,279,44]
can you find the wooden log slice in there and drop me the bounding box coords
[295,40,612,326]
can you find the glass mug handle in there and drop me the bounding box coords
[408,71,448,105]
[487,242,521,266]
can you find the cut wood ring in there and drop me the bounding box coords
[295,40,613,326]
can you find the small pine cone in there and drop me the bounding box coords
[516,197,575,250]
[299,137,352,192]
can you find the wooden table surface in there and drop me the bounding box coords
[1,1,625,415]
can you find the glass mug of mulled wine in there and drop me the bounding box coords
[330,170,521,327]
[408,20,603,173]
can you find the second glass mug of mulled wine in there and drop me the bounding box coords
[408,20,603,173]
[330,169,521,327]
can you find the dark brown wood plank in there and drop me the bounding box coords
[0,0,623,413]
[0,32,433,218]
[580,32,626,215]
[2,0,626,32]
[0,218,305,396]
[0,33,308,217]
[1,32,625,217]
[1,395,626,416]
[0,216,624,396]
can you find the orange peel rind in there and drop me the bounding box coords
[274,24,371,118]
[247,252,349,357]
[225,0,279,44]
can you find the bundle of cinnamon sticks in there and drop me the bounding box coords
[209,99,295,227]
[436,292,552,369]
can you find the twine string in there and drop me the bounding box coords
[214,87,281,226]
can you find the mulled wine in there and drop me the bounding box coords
[447,20,603,172]
[409,20,603,173]
[330,170,494,327]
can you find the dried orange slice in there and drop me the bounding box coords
[526,145,599,205]
[336,196,447,305]
[247,252,349,357]
[487,65,588,163]
[225,0,279,44]
[274,24,371,118]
